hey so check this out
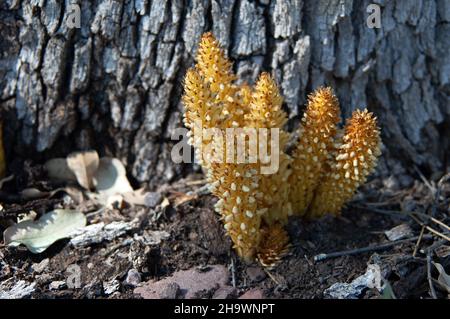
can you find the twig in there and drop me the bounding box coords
[412,226,425,257]
[264,269,281,285]
[426,251,438,299]
[414,166,435,194]
[409,214,450,243]
[230,257,236,288]
[355,205,450,239]
[313,235,433,262]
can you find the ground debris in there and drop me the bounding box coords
[0,279,36,299]
[324,264,382,299]
[70,219,139,247]
[384,224,413,241]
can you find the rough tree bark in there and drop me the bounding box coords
[0,0,449,188]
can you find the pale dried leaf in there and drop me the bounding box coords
[44,158,77,182]
[3,209,87,253]
[122,188,147,206]
[433,262,450,293]
[93,157,133,196]
[67,150,99,190]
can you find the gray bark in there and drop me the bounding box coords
[0,0,449,188]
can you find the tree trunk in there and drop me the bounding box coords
[1,0,449,188]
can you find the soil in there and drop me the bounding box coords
[0,164,449,299]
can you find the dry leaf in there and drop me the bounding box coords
[44,158,77,182]
[67,150,99,190]
[433,262,450,294]
[4,209,87,253]
[122,188,148,206]
[93,157,133,197]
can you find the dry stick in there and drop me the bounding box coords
[413,166,436,194]
[354,205,450,240]
[426,251,438,299]
[409,214,450,243]
[264,269,281,285]
[412,226,426,257]
[313,235,433,262]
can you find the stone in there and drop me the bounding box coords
[239,288,265,299]
[212,286,237,299]
[135,265,229,299]
[159,282,180,299]
[246,266,266,283]
[125,269,142,287]
[144,192,163,208]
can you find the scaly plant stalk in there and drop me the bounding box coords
[309,109,381,217]
[289,87,341,216]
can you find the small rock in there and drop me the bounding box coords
[125,269,142,287]
[246,266,266,283]
[144,192,163,208]
[212,286,237,299]
[135,265,229,299]
[31,258,49,274]
[103,280,120,295]
[159,282,180,299]
[239,288,264,299]
[49,281,66,290]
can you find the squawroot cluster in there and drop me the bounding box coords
[182,32,382,266]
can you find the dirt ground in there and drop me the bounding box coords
[0,163,449,299]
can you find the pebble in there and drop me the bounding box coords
[246,266,266,283]
[144,192,163,208]
[239,288,265,299]
[159,282,180,299]
[125,269,142,287]
[212,286,237,299]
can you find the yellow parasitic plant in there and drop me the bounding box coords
[246,73,292,226]
[289,87,341,217]
[182,32,382,266]
[309,109,381,217]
